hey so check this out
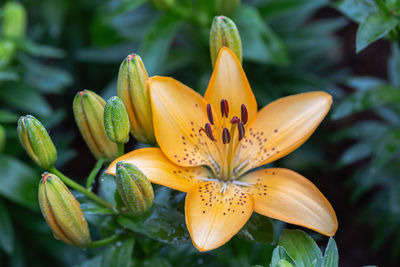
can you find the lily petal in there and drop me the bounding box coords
[185,181,254,251]
[237,92,331,172]
[149,76,219,169]
[240,168,337,236]
[107,148,212,192]
[204,47,257,122]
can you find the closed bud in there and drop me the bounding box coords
[39,173,91,248]
[0,40,16,66]
[117,54,156,144]
[104,96,130,143]
[73,90,118,161]
[277,259,294,267]
[215,0,241,15]
[17,115,57,170]
[210,16,242,67]
[2,2,27,38]
[115,162,154,215]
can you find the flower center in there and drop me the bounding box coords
[199,99,248,181]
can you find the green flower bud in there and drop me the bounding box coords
[73,90,118,161]
[38,173,91,248]
[104,96,130,143]
[0,124,5,152]
[117,54,156,145]
[17,115,57,170]
[0,40,16,67]
[210,16,242,67]
[215,0,241,15]
[115,162,154,215]
[2,2,27,38]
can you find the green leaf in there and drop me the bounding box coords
[0,70,19,81]
[142,257,172,267]
[356,12,399,53]
[0,155,39,210]
[370,127,400,174]
[101,238,134,267]
[331,85,400,120]
[0,82,52,117]
[238,213,274,244]
[77,255,102,267]
[388,43,400,86]
[139,14,182,75]
[118,204,191,244]
[337,142,372,167]
[333,0,378,24]
[0,110,18,123]
[235,5,289,65]
[0,200,14,254]
[278,230,323,267]
[323,238,338,267]
[17,39,66,58]
[270,246,296,267]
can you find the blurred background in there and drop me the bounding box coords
[1,0,400,266]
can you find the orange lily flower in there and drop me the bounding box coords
[107,47,338,252]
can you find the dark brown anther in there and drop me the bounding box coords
[238,123,245,141]
[205,123,215,141]
[222,128,231,144]
[207,104,214,125]
[241,104,248,125]
[220,99,229,118]
[230,116,240,124]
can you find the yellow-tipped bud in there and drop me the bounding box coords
[38,173,91,248]
[73,90,118,161]
[2,2,27,38]
[115,162,154,215]
[17,115,57,170]
[117,54,156,144]
[210,16,242,67]
[104,96,130,143]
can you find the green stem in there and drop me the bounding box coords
[89,234,122,249]
[86,158,105,189]
[49,166,114,210]
[117,142,124,157]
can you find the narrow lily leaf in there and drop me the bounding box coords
[337,142,372,167]
[238,213,274,244]
[0,200,14,254]
[370,127,400,174]
[388,43,400,86]
[0,110,18,123]
[118,204,190,244]
[333,0,378,23]
[278,230,323,267]
[139,14,182,75]
[323,238,338,267]
[331,85,400,120]
[356,12,399,53]
[101,238,134,267]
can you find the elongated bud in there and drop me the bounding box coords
[104,96,130,143]
[17,115,57,170]
[0,40,16,66]
[116,162,154,215]
[38,173,91,248]
[117,54,156,144]
[210,16,242,67]
[73,90,118,161]
[0,124,5,152]
[2,2,27,38]
[215,0,241,15]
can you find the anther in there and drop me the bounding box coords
[222,128,231,144]
[230,116,240,124]
[241,104,248,125]
[220,99,229,118]
[206,104,214,125]
[238,123,245,141]
[205,123,215,141]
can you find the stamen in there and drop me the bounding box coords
[238,123,245,141]
[241,104,248,125]
[205,123,215,141]
[230,116,240,124]
[222,128,231,144]
[207,104,214,125]
[220,99,229,118]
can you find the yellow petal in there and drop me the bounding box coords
[185,181,254,251]
[149,76,220,169]
[107,148,212,192]
[236,92,332,172]
[240,168,337,236]
[204,47,257,122]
